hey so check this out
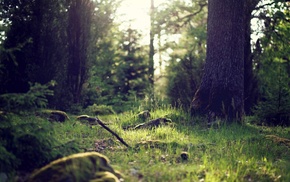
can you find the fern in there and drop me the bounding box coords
[0,81,55,111]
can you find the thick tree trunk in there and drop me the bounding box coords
[191,0,245,122]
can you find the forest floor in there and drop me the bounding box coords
[52,107,290,182]
[2,107,290,181]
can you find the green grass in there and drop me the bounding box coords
[0,106,269,181]
[49,107,290,181]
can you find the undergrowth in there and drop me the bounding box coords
[1,106,290,181]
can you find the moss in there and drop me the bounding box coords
[265,135,290,147]
[28,152,122,182]
[91,171,120,182]
[36,109,69,122]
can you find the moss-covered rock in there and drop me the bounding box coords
[76,115,91,121]
[134,117,173,130]
[91,171,119,182]
[76,115,99,125]
[36,109,70,122]
[27,152,122,182]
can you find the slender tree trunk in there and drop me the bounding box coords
[244,0,260,114]
[67,0,93,104]
[149,0,155,87]
[191,0,245,122]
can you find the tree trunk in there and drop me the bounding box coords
[67,0,93,104]
[244,0,260,114]
[191,0,245,122]
[149,0,155,87]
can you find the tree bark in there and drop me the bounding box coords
[191,0,245,122]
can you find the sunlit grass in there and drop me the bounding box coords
[51,107,290,182]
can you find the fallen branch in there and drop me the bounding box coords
[77,115,130,148]
[95,117,130,148]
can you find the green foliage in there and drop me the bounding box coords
[0,113,80,175]
[253,4,290,126]
[0,145,18,173]
[253,77,290,126]
[111,28,149,99]
[253,64,290,126]
[0,0,119,111]
[86,27,150,113]
[156,1,207,109]
[0,81,55,112]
